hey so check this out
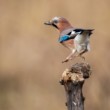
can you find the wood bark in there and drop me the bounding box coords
[60,63,91,110]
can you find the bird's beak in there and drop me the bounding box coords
[44,21,53,25]
[44,20,59,29]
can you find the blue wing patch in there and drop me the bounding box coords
[58,35,70,43]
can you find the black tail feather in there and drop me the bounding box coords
[87,29,94,35]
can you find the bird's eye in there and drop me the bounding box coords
[54,20,58,24]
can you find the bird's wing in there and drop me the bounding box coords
[68,30,79,39]
[60,28,84,39]
[60,28,74,36]
[73,29,94,36]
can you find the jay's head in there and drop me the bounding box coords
[44,17,73,32]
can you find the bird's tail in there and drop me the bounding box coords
[87,29,94,35]
[84,29,94,36]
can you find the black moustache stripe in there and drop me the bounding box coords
[52,23,59,29]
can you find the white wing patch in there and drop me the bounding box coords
[71,31,76,35]
[71,30,81,35]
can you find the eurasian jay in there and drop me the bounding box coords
[44,17,94,63]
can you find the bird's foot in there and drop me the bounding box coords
[76,55,85,61]
[62,57,74,63]
[80,56,85,61]
[62,59,69,63]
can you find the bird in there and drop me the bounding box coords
[44,17,94,63]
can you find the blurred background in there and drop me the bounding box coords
[0,0,110,110]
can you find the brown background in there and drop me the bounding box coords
[0,0,110,110]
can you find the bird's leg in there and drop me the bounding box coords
[78,55,85,61]
[78,49,88,61]
[62,49,77,63]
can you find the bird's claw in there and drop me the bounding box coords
[80,56,85,61]
[62,59,69,63]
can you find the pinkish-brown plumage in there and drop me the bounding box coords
[44,17,94,63]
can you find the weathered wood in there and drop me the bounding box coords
[60,63,91,110]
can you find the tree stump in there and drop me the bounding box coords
[60,63,91,110]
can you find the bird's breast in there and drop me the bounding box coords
[64,39,74,45]
[62,39,74,50]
